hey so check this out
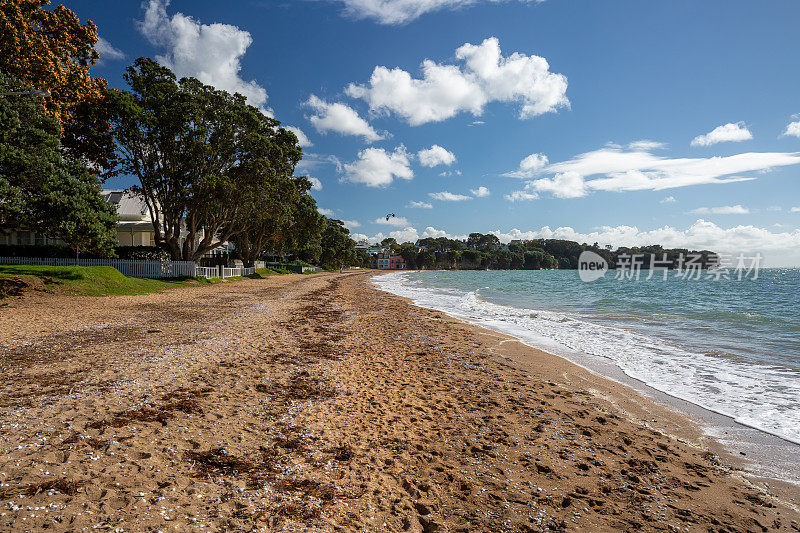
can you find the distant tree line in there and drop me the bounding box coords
[372,233,716,270]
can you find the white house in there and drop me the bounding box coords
[1,189,232,257]
[102,189,156,247]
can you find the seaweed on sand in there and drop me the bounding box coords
[0,479,85,499]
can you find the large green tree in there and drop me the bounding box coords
[319,219,358,270]
[0,72,117,255]
[228,124,313,266]
[107,58,292,261]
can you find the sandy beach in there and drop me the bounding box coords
[0,271,798,532]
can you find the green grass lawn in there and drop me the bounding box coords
[0,264,301,298]
[0,264,214,297]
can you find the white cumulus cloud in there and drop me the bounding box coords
[691,122,753,147]
[417,144,456,167]
[690,205,750,215]
[529,171,586,198]
[317,207,335,216]
[419,226,468,239]
[407,200,433,209]
[342,220,361,230]
[304,95,384,142]
[470,186,490,197]
[390,227,420,243]
[343,145,414,187]
[782,120,800,139]
[139,0,271,114]
[429,191,472,201]
[501,152,548,178]
[346,37,568,126]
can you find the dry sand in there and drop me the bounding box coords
[0,271,798,532]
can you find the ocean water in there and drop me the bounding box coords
[374,269,800,445]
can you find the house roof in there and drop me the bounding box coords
[102,189,149,220]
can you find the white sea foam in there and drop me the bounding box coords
[374,271,800,445]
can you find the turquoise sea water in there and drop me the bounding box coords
[374,269,800,444]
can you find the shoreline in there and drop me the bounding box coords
[0,271,797,531]
[372,270,800,490]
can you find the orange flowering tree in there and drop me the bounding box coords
[0,0,115,172]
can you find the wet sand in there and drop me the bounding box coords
[0,271,798,531]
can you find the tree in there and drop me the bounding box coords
[0,0,115,170]
[380,237,398,250]
[467,232,483,250]
[0,72,116,255]
[34,160,118,256]
[398,243,419,269]
[233,176,323,267]
[285,195,326,264]
[107,58,288,261]
[319,219,357,269]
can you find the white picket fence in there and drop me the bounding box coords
[0,256,197,279]
[219,266,256,278]
[0,256,269,280]
[196,266,219,279]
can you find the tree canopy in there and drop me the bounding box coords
[0,72,117,255]
[105,58,311,261]
[0,0,115,171]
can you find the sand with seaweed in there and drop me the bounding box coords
[0,271,797,531]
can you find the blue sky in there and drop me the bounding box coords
[72,0,800,265]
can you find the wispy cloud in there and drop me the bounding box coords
[628,140,667,151]
[334,0,546,25]
[96,37,125,62]
[504,190,539,202]
[503,145,800,199]
[374,216,410,227]
[690,205,750,215]
[429,191,472,201]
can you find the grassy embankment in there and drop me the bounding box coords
[0,265,287,298]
